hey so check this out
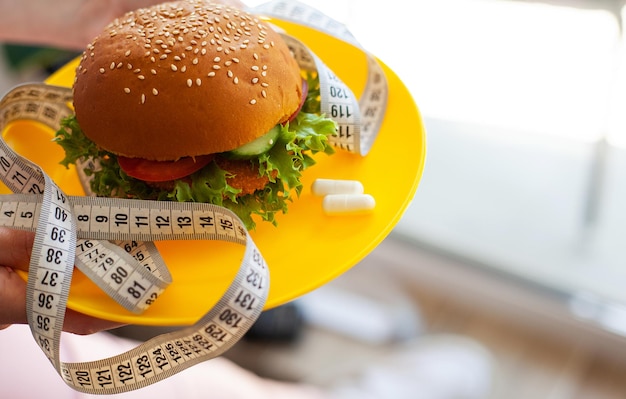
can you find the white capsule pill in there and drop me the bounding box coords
[322,194,376,215]
[312,179,364,196]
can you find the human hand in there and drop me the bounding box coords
[0,227,124,334]
[0,0,247,50]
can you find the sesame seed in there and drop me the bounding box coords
[171,64,178,71]
[213,56,221,62]
[227,70,233,78]
[196,78,202,86]
[187,79,193,87]
[208,71,216,77]
[181,66,187,72]
[251,65,259,71]
[250,99,256,105]
[124,88,131,94]
[252,77,259,84]
[125,50,131,57]
[99,68,105,73]
[153,88,158,95]
[138,75,145,80]
[110,62,116,70]
[141,94,146,104]
[192,58,199,65]
[213,65,221,70]
[151,69,157,75]
[261,90,267,98]
[233,77,239,84]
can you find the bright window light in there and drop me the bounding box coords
[606,5,626,148]
[348,0,620,144]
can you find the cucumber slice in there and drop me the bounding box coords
[225,125,280,159]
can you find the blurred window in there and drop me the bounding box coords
[188,0,626,332]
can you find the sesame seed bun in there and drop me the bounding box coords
[72,0,302,161]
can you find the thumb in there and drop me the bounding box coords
[0,228,33,329]
[0,228,34,272]
[0,266,27,329]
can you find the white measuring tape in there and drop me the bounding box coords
[0,0,388,394]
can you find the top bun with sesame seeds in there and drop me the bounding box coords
[72,0,303,161]
[56,0,337,230]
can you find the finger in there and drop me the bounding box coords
[0,266,27,329]
[0,228,34,272]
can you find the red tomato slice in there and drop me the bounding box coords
[118,154,214,182]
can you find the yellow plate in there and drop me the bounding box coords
[2,19,426,325]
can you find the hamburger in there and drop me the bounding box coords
[54,0,337,229]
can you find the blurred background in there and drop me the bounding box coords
[3,0,626,397]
